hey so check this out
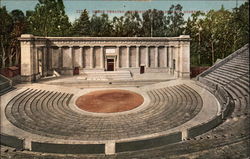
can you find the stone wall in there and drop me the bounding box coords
[0,133,24,150]
[31,142,105,154]
[19,34,191,82]
[116,132,182,152]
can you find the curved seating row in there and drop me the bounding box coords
[191,44,250,158]
[2,45,248,158]
[5,84,202,141]
[106,44,249,158]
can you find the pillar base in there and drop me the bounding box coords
[174,71,179,78]
[21,74,40,82]
[179,72,190,79]
[60,69,74,75]
[169,68,174,75]
[105,142,115,155]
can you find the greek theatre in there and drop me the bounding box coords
[19,34,191,82]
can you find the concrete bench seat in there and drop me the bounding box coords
[220,65,249,74]
[5,84,202,141]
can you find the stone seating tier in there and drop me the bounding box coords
[195,44,249,158]
[5,85,202,141]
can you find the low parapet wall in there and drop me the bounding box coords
[116,132,182,152]
[31,142,105,154]
[187,115,223,138]
[197,76,233,120]
[0,133,24,150]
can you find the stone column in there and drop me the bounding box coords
[37,47,41,75]
[81,46,84,68]
[90,46,94,69]
[69,46,74,69]
[136,45,140,67]
[145,46,149,68]
[34,47,39,76]
[179,36,190,78]
[174,45,180,78]
[116,46,120,68]
[20,34,36,82]
[48,47,53,70]
[155,46,158,68]
[58,46,63,69]
[42,46,47,76]
[166,46,169,68]
[164,46,168,68]
[100,46,104,69]
[126,46,130,68]
[169,46,173,74]
[45,46,53,76]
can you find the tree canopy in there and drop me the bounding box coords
[27,0,71,36]
[185,3,249,66]
[0,1,249,68]
[71,9,90,36]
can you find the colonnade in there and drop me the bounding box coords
[19,34,190,82]
[36,46,179,69]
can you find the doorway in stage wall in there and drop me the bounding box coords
[107,59,114,71]
[140,65,145,74]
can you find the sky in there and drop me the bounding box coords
[1,0,247,22]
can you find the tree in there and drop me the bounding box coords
[123,11,142,37]
[184,3,248,67]
[71,9,90,36]
[205,7,234,63]
[185,11,206,66]
[166,4,185,37]
[112,16,125,37]
[0,6,13,68]
[0,7,26,68]
[90,13,113,37]
[231,2,249,51]
[9,9,26,66]
[141,9,166,37]
[27,0,71,36]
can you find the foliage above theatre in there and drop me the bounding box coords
[0,7,27,68]
[27,0,71,36]
[185,3,249,66]
[0,1,249,68]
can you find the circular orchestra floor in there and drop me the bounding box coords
[75,89,144,113]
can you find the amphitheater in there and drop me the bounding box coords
[0,40,249,158]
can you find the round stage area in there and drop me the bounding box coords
[75,90,144,113]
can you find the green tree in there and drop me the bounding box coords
[27,0,71,36]
[231,2,249,51]
[0,6,13,68]
[9,9,27,66]
[185,11,206,66]
[112,16,125,36]
[141,9,166,37]
[185,3,248,67]
[71,9,90,36]
[123,11,142,37]
[90,13,113,37]
[166,4,185,37]
[0,7,26,68]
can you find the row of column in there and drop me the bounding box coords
[42,45,176,70]
[113,45,175,69]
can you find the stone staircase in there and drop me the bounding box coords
[84,71,133,81]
